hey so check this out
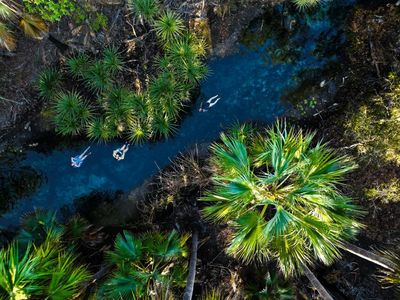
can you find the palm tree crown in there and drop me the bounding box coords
[202,123,363,277]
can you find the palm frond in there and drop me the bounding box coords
[66,53,91,78]
[19,13,47,39]
[37,68,62,100]
[0,242,40,300]
[154,10,184,44]
[54,90,93,136]
[292,0,322,10]
[128,0,159,21]
[102,46,123,75]
[0,21,16,51]
[201,121,363,277]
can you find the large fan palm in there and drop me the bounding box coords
[202,122,364,298]
[101,230,188,299]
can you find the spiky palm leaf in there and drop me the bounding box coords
[102,46,123,75]
[0,2,15,20]
[37,68,62,101]
[66,53,91,78]
[102,230,187,299]
[154,10,184,44]
[17,210,64,246]
[0,21,16,51]
[128,0,159,22]
[177,59,208,84]
[0,242,40,300]
[201,289,224,300]
[201,122,363,277]
[123,92,149,120]
[86,117,116,142]
[151,113,176,139]
[245,271,295,300]
[39,251,90,300]
[84,62,113,93]
[54,91,93,136]
[19,13,47,39]
[127,117,150,144]
[104,86,133,130]
[292,0,322,10]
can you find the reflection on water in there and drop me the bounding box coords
[0,0,354,227]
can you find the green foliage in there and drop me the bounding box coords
[37,68,62,100]
[128,0,159,21]
[86,117,117,142]
[292,0,322,10]
[365,179,400,204]
[0,1,48,51]
[23,0,76,22]
[17,210,64,246]
[201,289,224,300]
[201,122,363,277]
[53,90,93,136]
[66,53,91,78]
[154,10,185,44]
[38,2,207,143]
[376,250,400,292]
[100,230,188,299]
[102,46,123,75]
[244,271,295,300]
[89,12,108,32]
[0,242,40,300]
[0,224,90,300]
[345,73,400,164]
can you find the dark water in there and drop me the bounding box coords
[0,0,354,227]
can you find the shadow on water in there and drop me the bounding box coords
[0,0,355,227]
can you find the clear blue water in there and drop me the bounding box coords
[0,1,354,227]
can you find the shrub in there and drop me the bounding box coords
[37,1,207,143]
[345,73,400,164]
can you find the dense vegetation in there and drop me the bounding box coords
[37,0,207,143]
[1,0,400,299]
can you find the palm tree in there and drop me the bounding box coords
[53,90,93,136]
[66,53,91,79]
[0,242,40,300]
[154,10,185,45]
[201,122,364,299]
[100,230,188,299]
[86,117,116,142]
[200,289,224,300]
[37,68,63,101]
[0,0,47,51]
[102,46,123,75]
[128,0,159,23]
[0,226,90,300]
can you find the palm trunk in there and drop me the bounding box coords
[183,230,199,300]
[302,264,334,300]
[340,242,396,271]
